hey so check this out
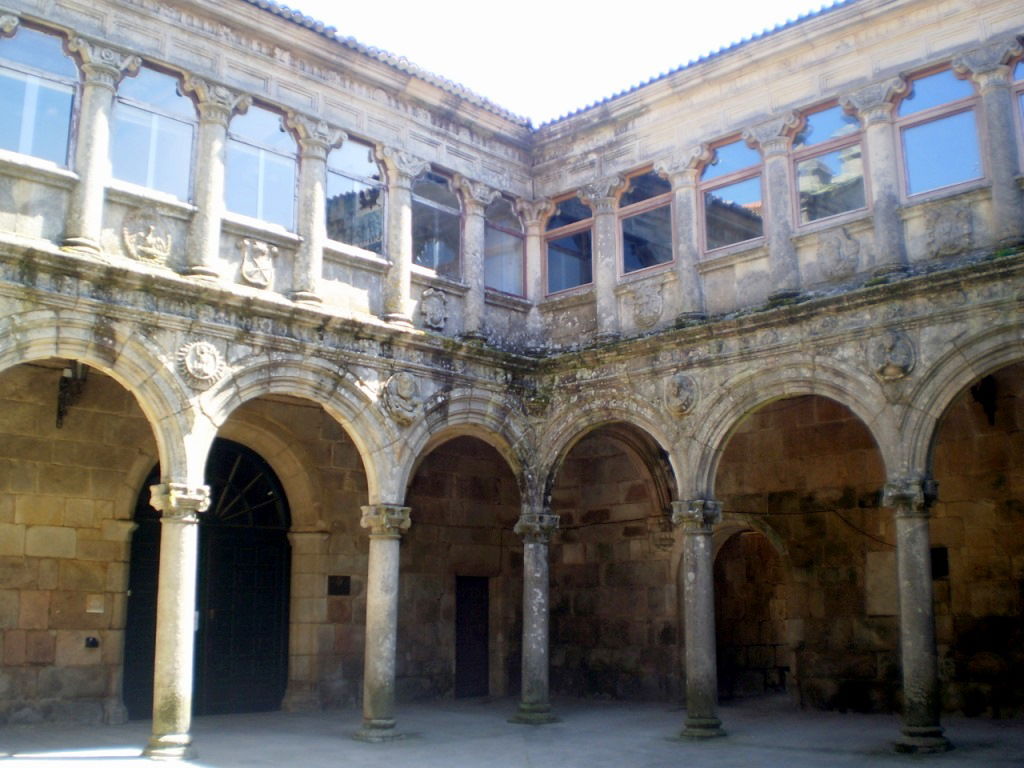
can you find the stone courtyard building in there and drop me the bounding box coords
[0,0,1022,759]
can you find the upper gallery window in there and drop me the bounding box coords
[545,195,593,294]
[484,196,525,296]
[700,138,764,251]
[619,170,673,274]
[225,105,296,230]
[326,138,384,254]
[897,68,981,196]
[412,171,462,280]
[111,65,195,200]
[1015,60,1024,139]
[792,104,866,224]
[0,25,77,166]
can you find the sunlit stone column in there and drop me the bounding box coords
[744,114,800,301]
[655,148,710,320]
[581,176,625,342]
[380,149,428,327]
[510,507,560,724]
[672,499,725,739]
[182,77,251,278]
[62,38,139,253]
[842,78,908,277]
[355,504,411,742]
[144,483,210,760]
[288,114,344,303]
[883,477,951,754]
[517,199,554,345]
[455,175,498,340]
[954,38,1024,245]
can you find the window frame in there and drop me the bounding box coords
[790,101,870,228]
[411,169,463,281]
[224,102,298,231]
[0,22,78,167]
[544,194,594,296]
[483,195,526,298]
[617,168,674,278]
[110,63,196,201]
[895,65,984,200]
[325,136,386,256]
[1013,58,1024,177]
[698,135,765,255]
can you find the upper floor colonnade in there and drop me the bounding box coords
[2,14,1024,346]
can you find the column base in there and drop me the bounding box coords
[143,733,195,761]
[594,331,619,344]
[894,726,952,754]
[509,703,559,725]
[60,237,101,254]
[290,290,323,305]
[353,718,404,743]
[680,716,726,739]
[459,330,488,343]
[383,312,414,328]
[767,289,801,307]
[674,312,707,327]
[183,266,220,279]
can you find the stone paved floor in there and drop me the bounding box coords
[2,696,1022,767]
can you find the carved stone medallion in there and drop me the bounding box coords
[122,209,172,264]
[383,371,420,425]
[177,341,225,389]
[238,238,278,289]
[926,204,972,257]
[632,283,663,328]
[419,288,447,330]
[870,330,915,381]
[818,227,860,280]
[665,372,698,416]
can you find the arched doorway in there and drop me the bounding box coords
[123,438,292,718]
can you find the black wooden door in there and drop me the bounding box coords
[455,576,489,698]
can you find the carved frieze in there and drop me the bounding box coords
[177,340,226,389]
[122,209,172,265]
[419,288,448,330]
[238,238,278,289]
[382,371,420,425]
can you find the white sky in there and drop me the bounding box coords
[289,0,847,124]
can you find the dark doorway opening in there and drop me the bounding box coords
[455,575,490,698]
[123,438,291,719]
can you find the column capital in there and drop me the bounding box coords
[514,511,560,543]
[671,499,722,530]
[742,112,799,156]
[453,174,499,213]
[68,36,140,88]
[654,145,710,186]
[380,147,429,187]
[183,76,251,124]
[1,14,19,36]
[149,483,210,521]
[516,198,555,228]
[360,504,411,537]
[953,37,1023,83]
[883,475,937,518]
[841,77,908,124]
[287,112,345,158]
[579,175,625,212]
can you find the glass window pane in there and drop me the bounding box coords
[111,104,153,187]
[899,70,974,117]
[413,172,459,210]
[413,200,461,279]
[0,71,24,152]
[793,105,860,147]
[150,117,193,200]
[546,196,591,230]
[485,197,522,232]
[702,139,760,182]
[1015,60,1023,82]
[485,225,524,295]
[230,106,294,154]
[622,204,672,273]
[547,231,592,293]
[260,151,295,230]
[328,139,380,181]
[0,70,73,164]
[225,141,260,218]
[1,27,77,78]
[704,176,763,250]
[902,110,981,195]
[620,171,671,206]
[119,67,194,119]
[797,144,866,223]
[326,170,384,253]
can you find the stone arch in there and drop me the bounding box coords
[901,324,1024,476]
[689,361,894,498]
[202,353,395,504]
[0,308,192,480]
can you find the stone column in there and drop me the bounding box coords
[355,504,411,742]
[62,38,139,253]
[380,149,428,327]
[516,199,554,345]
[671,499,724,739]
[181,78,250,279]
[288,114,345,303]
[454,175,498,340]
[954,38,1024,245]
[510,508,559,724]
[581,176,625,342]
[883,477,950,753]
[842,78,909,277]
[144,483,210,760]
[744,114,800,301]
[655,148,711,320]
